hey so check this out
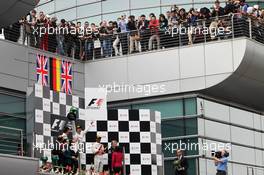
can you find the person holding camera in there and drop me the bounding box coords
[213,150,229,175]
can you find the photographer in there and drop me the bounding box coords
[213,150,229,175]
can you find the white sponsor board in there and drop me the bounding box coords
[85,88,107,120]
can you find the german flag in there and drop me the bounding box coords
[50,57,61,92]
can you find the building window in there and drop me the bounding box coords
[102,0,129,14]
[36,0,55,15]
[55,8,77,21]
[0,92,26,155]
[132,99,184,118]
[161,0,192,6]
[55,0,76,11]
[0,93,25,117]
[77,0,99,6]
[130,0,160,9]
[130,7,161,19]
[184,98,197,116]
[102,11,129,22]
[109,105,132,110]
[161,118,198,138]
[132,98,197,118]
[77,3,102,19]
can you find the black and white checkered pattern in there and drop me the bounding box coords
[28,84,162,175]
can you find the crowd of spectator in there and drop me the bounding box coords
[1,0,264,60]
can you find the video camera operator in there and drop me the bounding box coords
[212,149,229,175]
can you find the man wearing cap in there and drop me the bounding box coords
[92,135,105,175]
[253,5,260,17]
[247,5,259,17]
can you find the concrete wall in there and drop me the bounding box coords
[85,38,246,102]
[197,98,264,175]
[0,39,85,97]
[0,153,39,175]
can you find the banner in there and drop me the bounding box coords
[36,54,48,86]
[36,54,74,95]
[50,57,61,92]
[85,88,107,120]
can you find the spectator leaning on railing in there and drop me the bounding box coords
[159,14,169,48]
[2,0,264,60]
[112,21,122,56]
[149,14,160,50]
[127,15,140,54]
[138,14,149,52]
[118,14,128,55]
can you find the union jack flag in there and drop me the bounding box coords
[61,60,73,95]
[36,54,48,86]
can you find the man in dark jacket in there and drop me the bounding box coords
[173,149,188,175]
[138,14,149,52]
[63,140,79,174]
[211,0,225,17]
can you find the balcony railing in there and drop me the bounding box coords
[0,126,24,156]
[0,13,263,61]
[247,166,264,175]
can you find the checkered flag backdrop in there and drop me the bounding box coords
[26,84,162,175]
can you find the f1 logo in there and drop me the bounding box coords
[51,119,66,131]
[88,98,104,107]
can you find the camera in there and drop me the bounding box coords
[211,150,229,158]
[211,151,222,158]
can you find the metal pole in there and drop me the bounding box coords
[32,132,35,158]
[21,130,23,156]
[179,24,182,47]
[249,17,252,39]
[203,20,206,43]
[195,158,199,175]
[162,153,165,175]
[247,166,249,175]
[231,14,235,39]
[127,33,130,56]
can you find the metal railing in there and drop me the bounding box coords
[0,13,263,61]
[0,126,23,156]
[247,166,264,175]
